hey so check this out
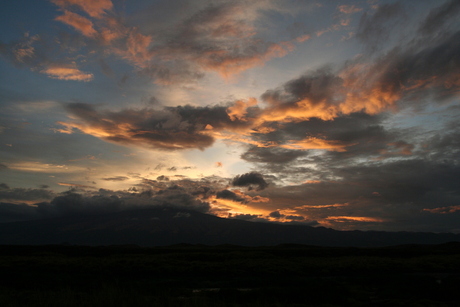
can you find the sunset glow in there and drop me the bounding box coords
[1,0,459,232]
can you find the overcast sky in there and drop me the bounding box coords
[1,0,459,233]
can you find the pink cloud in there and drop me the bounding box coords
[51,0,113,18]
[55,10,97,37]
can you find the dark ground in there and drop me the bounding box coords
[1,243,460,306]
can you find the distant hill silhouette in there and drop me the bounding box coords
[0,207,459,247]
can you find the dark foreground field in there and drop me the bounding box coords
[1,243,460,306]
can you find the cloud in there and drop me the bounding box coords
[41,65,94,81]
[55,10,97,37]
[424,205,460,214]
[0,178,214,222]
[216,189,245,202]
[227,98,258,121]
[50,0,113,18]
[58,182,96,189]
[58,102,254,150]
[102,176,130,181]
[269,210,284,218]
[8,161,84,173]
[418,0,460,35]
[280,137,353,152]
[258,28,460,125]
[337,5,362,14]
[0,32,41,67]
[38,192,123,216]
[0,202,42,223]
[356,3,405,50]
[241,147,308,163]
[145,1,295,80]
[227,213,265,222]
[45,0,299,84]
[232,172,268,191]
[285,215,304,221]
[0,186,54,204]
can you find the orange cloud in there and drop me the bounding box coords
[303,180,322,184]
[280,137,353,152]
[423,205,460,214]
[58,182,95,189]
[51,0,113,18]
[55,10,97,37]
[227,97,258,121]
[198,41,294,80]
[295,203,349,209]
[210,195,270,217]
[123,31,153,67]
[41,65,93,81]
[326,216,384,222]
[295,34,311,43]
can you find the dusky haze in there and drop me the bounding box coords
[1,0,459,233]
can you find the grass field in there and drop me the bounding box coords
[1,243,459,306]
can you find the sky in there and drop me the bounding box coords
[0,0,459,233]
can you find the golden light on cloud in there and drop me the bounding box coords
[303,180,322,184]
[210,195,271,218]
[58,182,96,189]
[8,162,85,173]
[326,216,385,222]
[281,137,353,152]
[41,66,93,82]
[295,203,350,210]
[226,98,258,121]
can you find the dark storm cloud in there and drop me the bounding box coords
[418,0,460,35]
[37,192,123,216]
[285,215,304,221]
[60,102,253,150]
[241,112,392,170]
[0,164,8,170]
[232,172,268,191]
[259,156,460,232]
[216,190,245,202]
[0,202,41,223]
[269,210,284,218]
[228,213,266,222]
[0,179,213,222]
[0,186,55,203]
[241,146,308,163]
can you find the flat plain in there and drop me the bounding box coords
[1,243,460,306]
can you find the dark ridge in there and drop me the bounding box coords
[0,207,459,247]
